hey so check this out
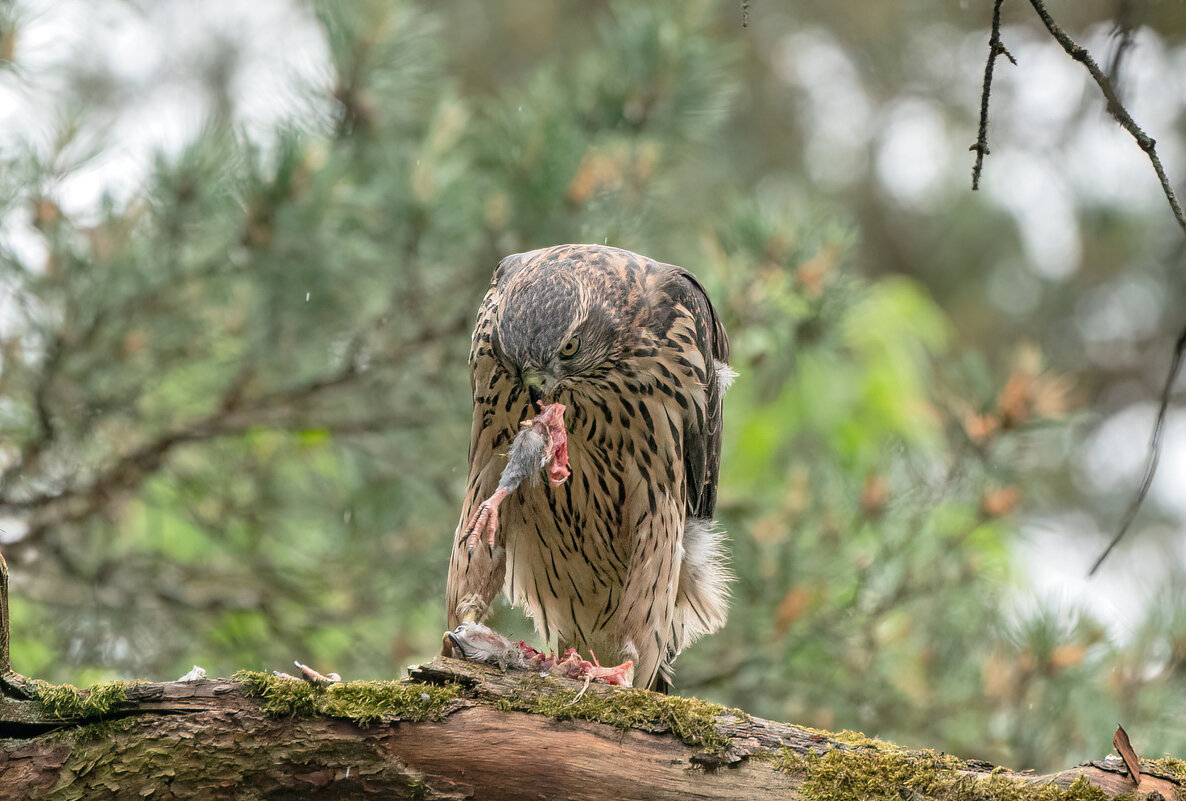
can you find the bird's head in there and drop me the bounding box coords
[493,268,623,406]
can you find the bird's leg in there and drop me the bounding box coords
[616,506,680,690]
[461,486,509,551]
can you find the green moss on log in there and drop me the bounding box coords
[493,675,733,755]
[233,671,460,723]
[775,745,1130,801]
[1146,757,1186,783]
[235,668,731,754]
[32,680,132,720]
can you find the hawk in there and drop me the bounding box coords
[445,244,733,690]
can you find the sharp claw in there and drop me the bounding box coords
[484,506,500,547]
[461,488,508,552]
[462,507,486,552]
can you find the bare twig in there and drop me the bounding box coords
[970,0,1016,190]
[1089,327,1186,576]
[3,409,426,562]
[1014,0,1186,573]
[1026,0,1186,236]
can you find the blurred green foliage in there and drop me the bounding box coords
[0,0,1184,774]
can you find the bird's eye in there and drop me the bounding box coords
[559,336,580,359]
[454,625,465,634]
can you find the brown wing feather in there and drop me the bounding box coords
[655,264,730,519]
[649,261,733,673]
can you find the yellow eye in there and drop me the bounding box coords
[559,336,580,359]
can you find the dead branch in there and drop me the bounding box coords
[970,0,1016,190]
[1023,0,1186,573]
[1025,0,1186,236]
[1089,327,1186,575]
[972,0,1186,573]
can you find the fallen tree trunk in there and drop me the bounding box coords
[2,554,1184,800]
[1,655,1183,801]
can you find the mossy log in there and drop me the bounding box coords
[0,655,1183,801]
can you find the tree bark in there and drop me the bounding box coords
[0,655,1181,801]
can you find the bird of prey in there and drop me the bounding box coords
[445,244,733,690]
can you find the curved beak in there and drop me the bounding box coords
[520,369,554,408]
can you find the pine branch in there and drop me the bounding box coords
[0,319,458,553]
